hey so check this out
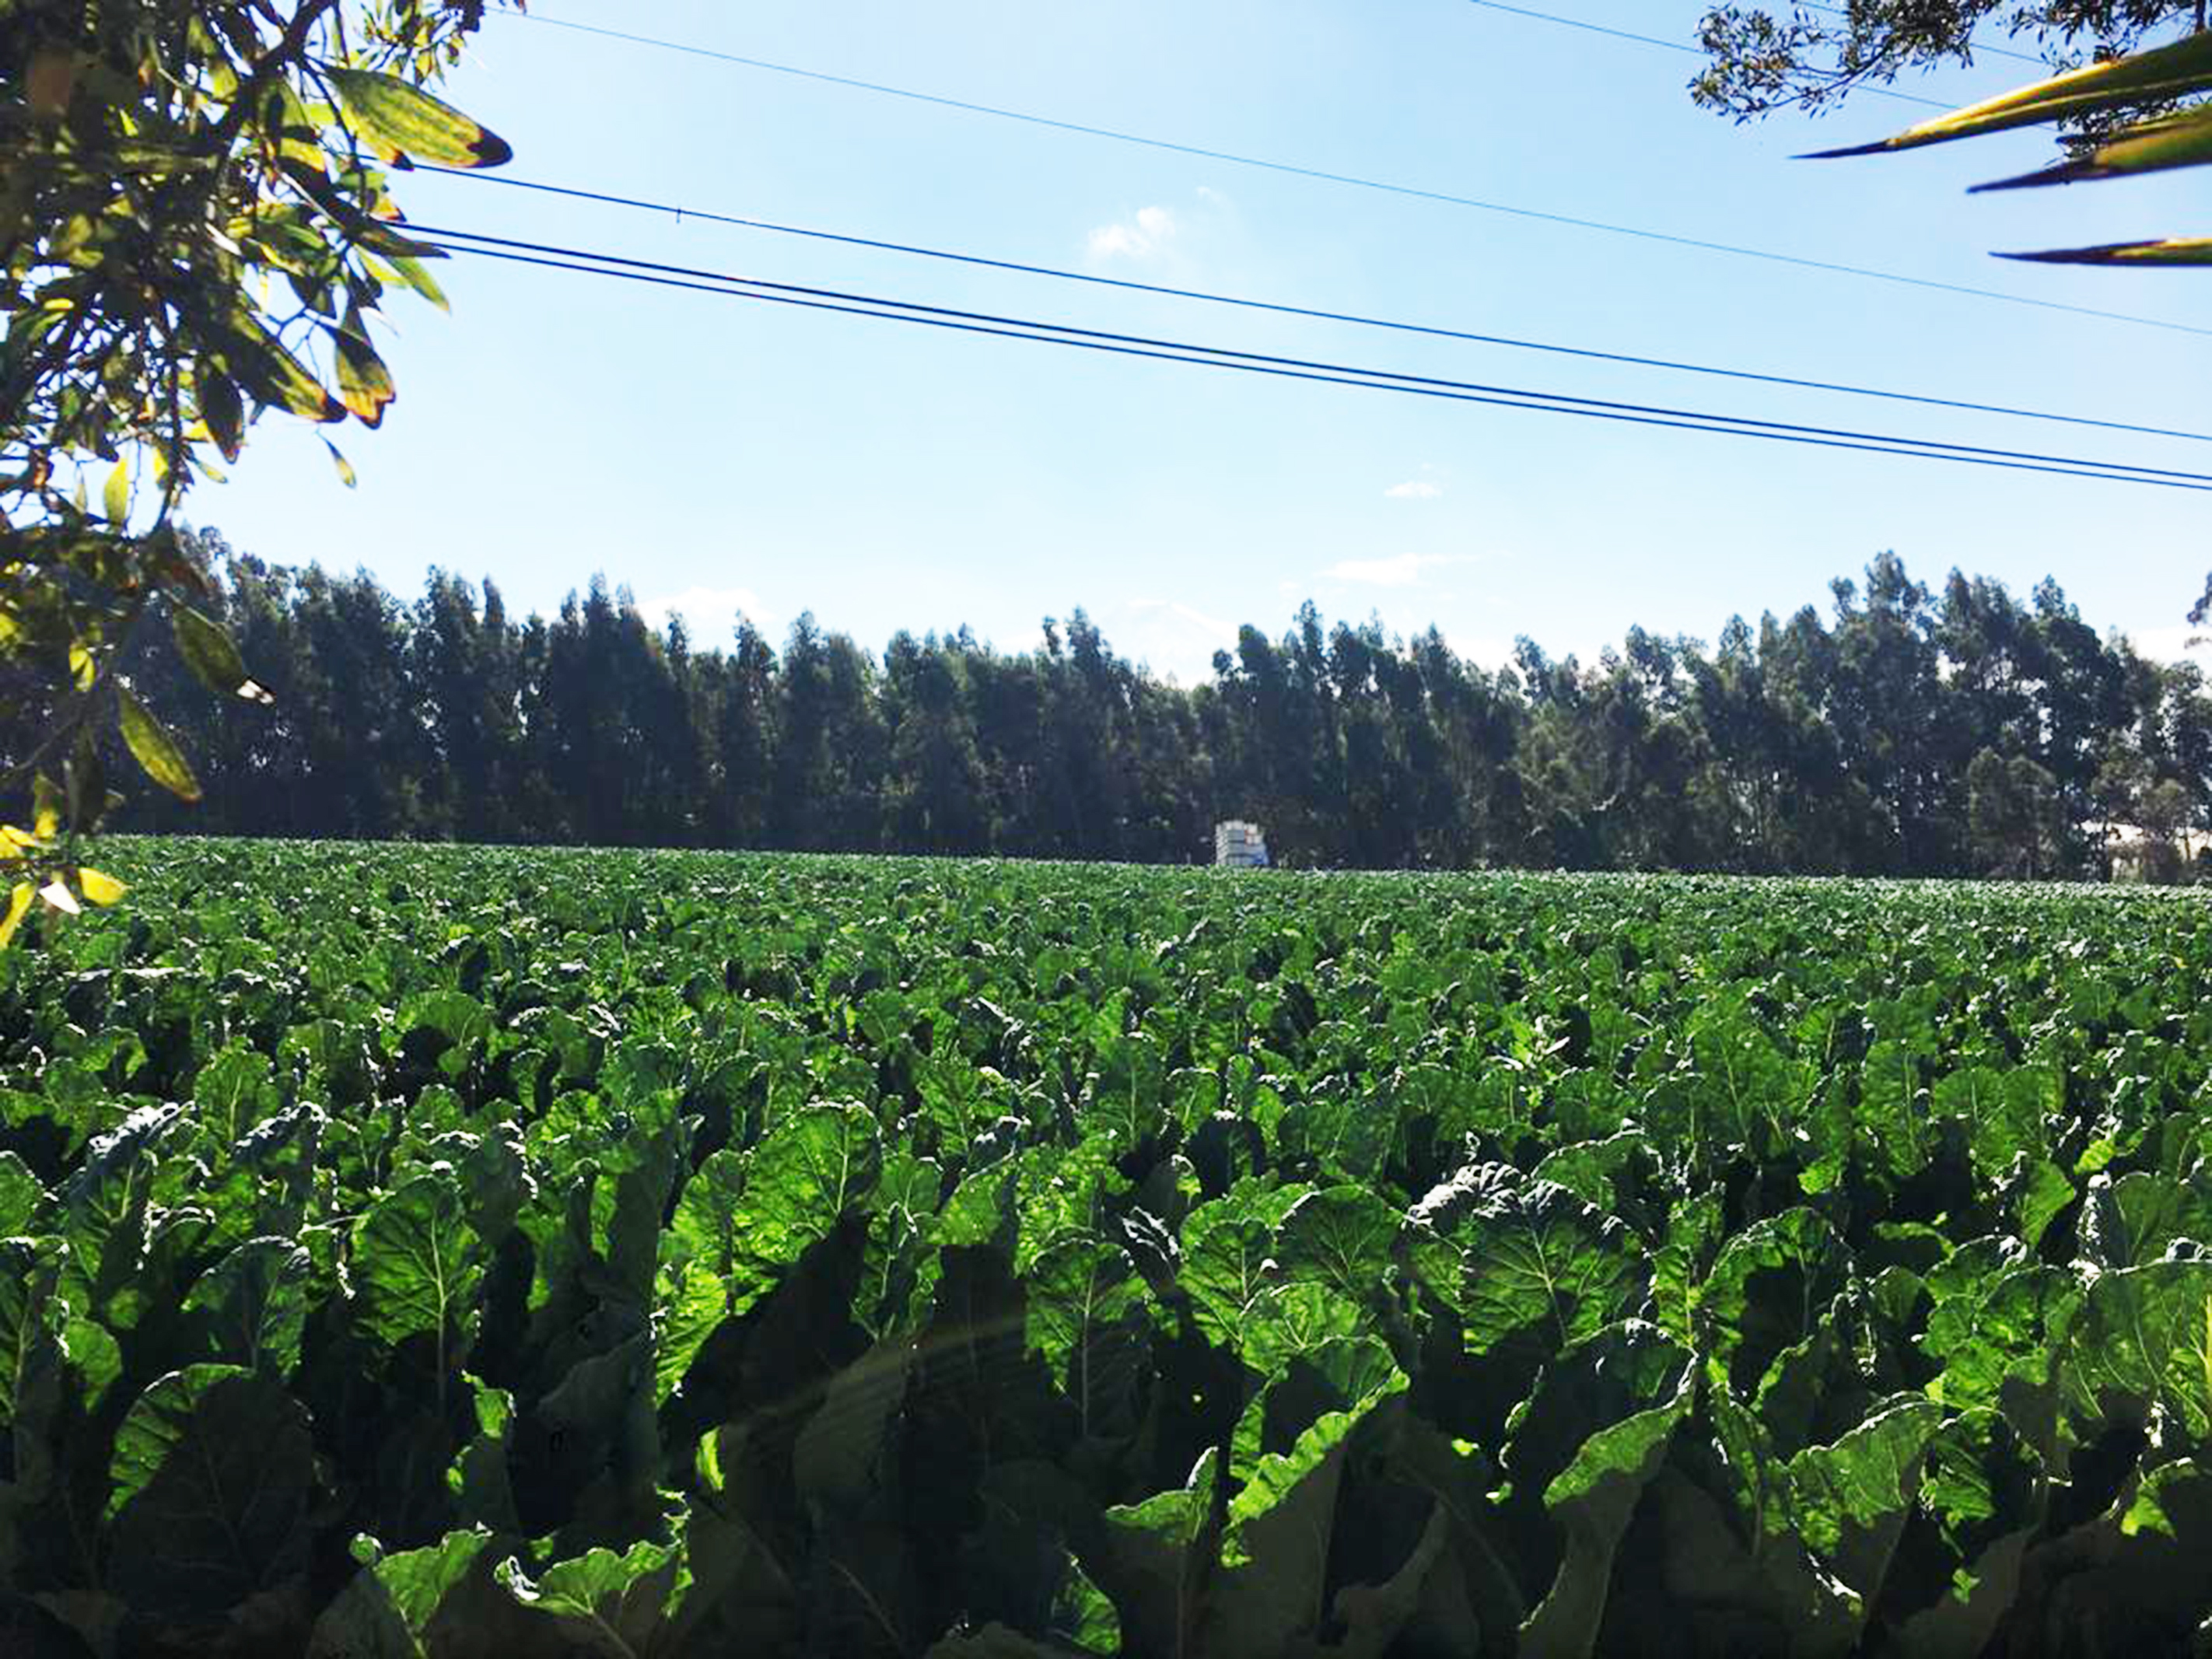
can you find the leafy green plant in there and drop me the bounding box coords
[2,845,2210,1653]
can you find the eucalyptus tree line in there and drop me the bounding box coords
[57,537,2211,881]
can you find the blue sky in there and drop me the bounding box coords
[207,0,2212,681]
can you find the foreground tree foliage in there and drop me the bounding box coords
[0,0,511,941]
[40,541,2210,880]
[1693,1,2201,120]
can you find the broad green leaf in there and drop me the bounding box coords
[653,1101,881,1400]
[1519,1374,1692,1659]
[117,686,201,802]
[1701,1207,1847,1394]
[498,1523,691,1655]
[306,1528,492,1659]
[446,1374,520,1534]
[181,1236,311,1377]
[2122,1458,2211,1540]
[0,1237,62,1432]
[1213,1363,1408,1655]
[0,1150,41,1237]
[2062,1260,2212,1440]
[1409,1164,1641,1360]
[327,68,513,168]
[1024,1236,1153,1436]
[2080,1171,2212,1272]
[1274,1182,1400,1304]
[1783,1396,1944,1608]
[106,1363,314,1615]
[1098,1446,1219,1657]
[1178,1179,1305,1353]
[350,1172,485,1361]
[1241,1280,1364,1376]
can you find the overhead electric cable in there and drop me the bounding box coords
[423,166,2212,448]
[412,225,2212,492]
[496,11,2212,341]
[1461,0,1951,107]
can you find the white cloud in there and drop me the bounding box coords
[1384,480,1444,500]
[1323,551,1472,588]
[638,585,777,644]
[2119,624,2212,665]
[1122,598,1236,684]
[1087,205,1177,261]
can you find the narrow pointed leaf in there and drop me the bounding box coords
[1976,104,2212,191]
[117,687,201,802]
[327,68,512,168]
[1998,236,2212,265]
[332,307,396,427]
[1805,30,2212,156]
[173,604,255,699]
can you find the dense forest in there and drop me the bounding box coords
[41,534,2212,880]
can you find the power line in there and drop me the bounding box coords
[423,166,2212,447]
[496,10,2212,341]
[1461,0,1951,106]
[412,224,2212,492]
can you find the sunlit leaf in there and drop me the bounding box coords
[326,68,513,169]
[1998,236,2212,267]
[1977,103,2212,192]
[331,306,396,427]
[0,883,33,948]
[78,867,126,907]
[1806,30,2212,156]
[117,686,202,803]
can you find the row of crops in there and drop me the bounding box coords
[2,842,2210,1657]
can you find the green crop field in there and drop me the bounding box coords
[3,842,2210,1658]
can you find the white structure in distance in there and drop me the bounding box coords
[1213,821,1270,868]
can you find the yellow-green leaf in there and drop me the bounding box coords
[331,309,396,427]
[383,254,450,314]
[1806,30,2212,157]
[1977,104,2212,191]
[325,68,512,169]
[0,884,33,949]
[173,606,253,699]
[103,457,128,526]
[32,775,61,841]
[1999,236,2212,266]
[322,436,358,489]
[77,868,126,907]
[117,688,202,803]
[224,312,345,425]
